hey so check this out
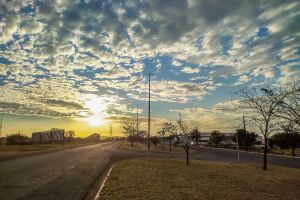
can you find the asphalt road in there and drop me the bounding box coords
[0,142,121,200]
[111,146,300,169]
[1,143,299,200]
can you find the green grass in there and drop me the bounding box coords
[100,158,300,200]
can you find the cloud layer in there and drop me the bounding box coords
[0,0,299,130]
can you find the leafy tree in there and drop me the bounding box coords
[270,133,289,153]
[210,130,225,147]
[151,136,159,149]
[190,128,201,145]
[7,133,31,145]
[233,129,258,151]
[278,122,300,156]
[65,130,76,142]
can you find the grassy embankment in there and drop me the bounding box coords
[120,141,188,153]
[100,158,300,200]
[0,142,99,160]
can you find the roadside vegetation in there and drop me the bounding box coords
[100,158,300,200]
[0,131,121,160]
[121,82,300,170]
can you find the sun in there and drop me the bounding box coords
[82,95,108,127]
[84,116,106,126]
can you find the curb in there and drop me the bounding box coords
[94,166,113,200]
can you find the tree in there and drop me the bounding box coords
[65,130,76,142]
[237,86,291,170]
[233,129,258,151]
[210,130,225,147]
[190,128,201,145]
[177,120,192,165]
[279,122,300,156]
[275,82,300,126]
[270,133,289,153]
[7,133,31,145]
[161,122,177,152]
[151,136,159,149]
[157,129,166,151]
[121,118,135,148]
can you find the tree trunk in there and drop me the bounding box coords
[263,137,267,170]
[162,141,164,151]
[169,141,172,152]
[292,147,296,157]
[186,147,189,165]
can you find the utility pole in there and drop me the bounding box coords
[0,116,2,138]
[136,104,139,135]
[146,73,153,151]
[243,115,246,132]
[110,124,112,138]
[179,113,182,127]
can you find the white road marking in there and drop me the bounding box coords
[94,166,113,200]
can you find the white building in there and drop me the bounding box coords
[32,129,65,143]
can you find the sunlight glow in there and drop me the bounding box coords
[83,95,108,126]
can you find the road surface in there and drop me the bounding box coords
[1,142,299,200]
[0,142,120,200]
[111,146,300,169]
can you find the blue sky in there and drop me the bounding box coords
[0,0,299,136]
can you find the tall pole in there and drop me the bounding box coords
[146,73,153,151]
[0,116,2,138]
[243,115,246,132]
[136,105,139,135]
[110,124,112,138]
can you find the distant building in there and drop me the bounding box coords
[32,129,65,143]
[0,137,7,144]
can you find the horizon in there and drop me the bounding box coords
[0,0,299,137]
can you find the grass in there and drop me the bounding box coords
[100,158,300,200]
[0,142,100,160]
[120,141,187,153]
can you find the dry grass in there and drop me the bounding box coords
[0,142,98,160]
[120,141,187,153]
[100,158,300,200]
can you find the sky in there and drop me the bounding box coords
[0,0,299,137]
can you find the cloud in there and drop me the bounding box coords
[0,0,299,125]
[181,66,200,74]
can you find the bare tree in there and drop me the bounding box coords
[237,86,291,170]
[275,82,300,126]
[157,129,166,151]
[161,122,177,152]
[121,118,135,148]
[177,120,192,165]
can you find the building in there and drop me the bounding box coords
[0,137,7,144]
[32,129,65,143]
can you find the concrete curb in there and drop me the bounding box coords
[93,166,113,200]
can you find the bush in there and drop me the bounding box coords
[6,134,31,145]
